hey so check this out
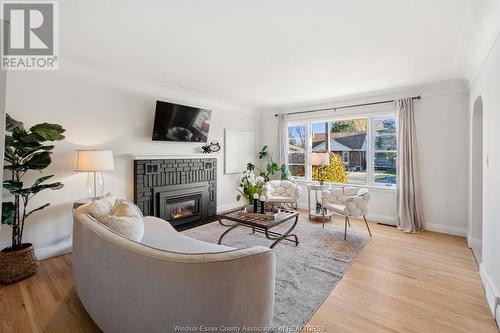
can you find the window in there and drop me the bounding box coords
[330,118,368,184]
[372,117,397,184]
[287,114,397,187]
[287,124,306,178]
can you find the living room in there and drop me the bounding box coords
[1,1,499,332]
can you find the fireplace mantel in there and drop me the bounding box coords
[132,153,222,160]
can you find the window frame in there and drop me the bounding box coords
[371,116,398,186]
[287,123,308,180]
[287,111,397,189]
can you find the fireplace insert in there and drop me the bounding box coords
[165,195,201,226]
[154,182,210,229]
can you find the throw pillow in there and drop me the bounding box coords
[104,215,144,242]
[87,193,116,221]
[110,199,143,218]
[103,199,144,241]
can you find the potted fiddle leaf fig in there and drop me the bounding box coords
[0,114,65,284]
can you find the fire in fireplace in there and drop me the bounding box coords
[169,199,197,220]
[157,188,206,228]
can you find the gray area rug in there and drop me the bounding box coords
[184,217,369,329]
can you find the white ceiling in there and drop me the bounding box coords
[60,0,500,108]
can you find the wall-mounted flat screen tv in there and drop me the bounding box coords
[152,101,212,142]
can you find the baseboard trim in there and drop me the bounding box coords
[35,238,72,261]
[480,263,500,318]
[217,202,244,214]
[467,237,482,250]
[496,305,500,330]
[425,223,467,237]
[367,213,397,226]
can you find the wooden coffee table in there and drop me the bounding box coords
[217,209,299,249]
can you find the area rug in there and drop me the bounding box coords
[183,217,369,329]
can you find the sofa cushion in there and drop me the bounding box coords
[141,216,234,253]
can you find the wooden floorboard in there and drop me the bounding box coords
[304,216,497,333]
[0,214,497,333]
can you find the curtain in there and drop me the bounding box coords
[396,98,423,233]
[277,113,288,165]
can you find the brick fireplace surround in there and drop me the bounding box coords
[134,158,217,230]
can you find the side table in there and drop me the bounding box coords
[307,183,333,226]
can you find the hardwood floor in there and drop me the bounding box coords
[0,215,497,333]
[304,216,498,333]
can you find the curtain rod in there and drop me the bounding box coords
[274,95,421,117]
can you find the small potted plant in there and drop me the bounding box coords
[0,114,65,284]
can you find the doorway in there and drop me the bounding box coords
[470,96,483,263]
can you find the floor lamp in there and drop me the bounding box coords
[75,150,114,200]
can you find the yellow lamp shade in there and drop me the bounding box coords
[307,152,330,166]
[74,150,114,171]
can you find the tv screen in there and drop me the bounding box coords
[152,101,212,142]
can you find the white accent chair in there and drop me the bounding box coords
[262,180,301,209]
[321,187,372,240]
[73,203,275,333]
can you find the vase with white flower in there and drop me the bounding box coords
[236,164,266,208]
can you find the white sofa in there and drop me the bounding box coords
[73,203,276,333]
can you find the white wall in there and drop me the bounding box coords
[260,79,469,234]
[469,31,500,320]
[0,61,259,259]
[0,55,5,206]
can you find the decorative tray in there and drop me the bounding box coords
[231,211,276,222]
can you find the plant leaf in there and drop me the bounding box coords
[2,202,16,225]
[18,133,44,144]
[26,203,50,218]
[3,180,23,192]
[18,144,54,158]
[33,175,53,187]
[30,123,65,141]
[246,163,255,171]
[17,181,64,195]
[5,114,25,133]
[21,151,52,170]
[258,145,269,159]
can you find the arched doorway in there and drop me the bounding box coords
[470,96,483,263]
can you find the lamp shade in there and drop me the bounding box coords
[307,152,330,166]
[75,150,114,171]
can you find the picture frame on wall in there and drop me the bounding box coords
[224,129,255,174]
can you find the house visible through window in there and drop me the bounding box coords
[372,117,397,184]
[287,114,397,186]
[288,125,306,177]
[330,118,368,184]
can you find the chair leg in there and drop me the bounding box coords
[347,216,351,227]
[363,215,372,237]
[344,216,348,240]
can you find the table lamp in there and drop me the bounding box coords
[308,152,330,185]
[75,150,114,200]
